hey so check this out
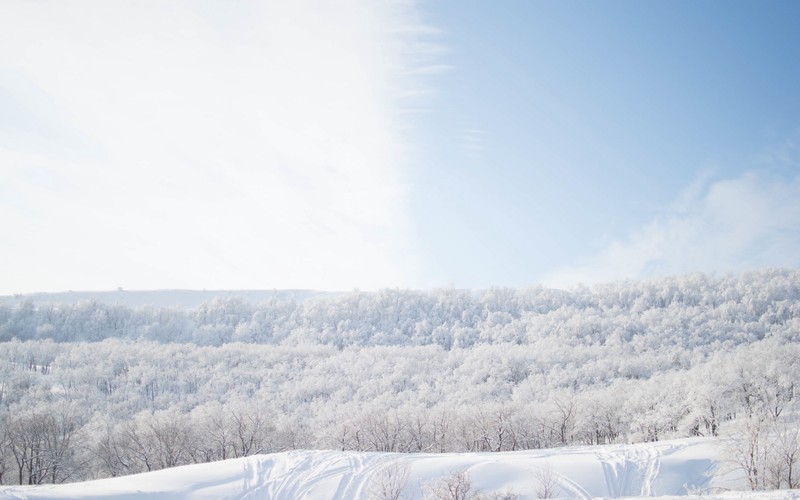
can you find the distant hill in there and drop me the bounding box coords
[0,289,331,308]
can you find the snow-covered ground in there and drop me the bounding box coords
[3,437,797,499]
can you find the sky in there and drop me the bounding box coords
[1,0,800,294]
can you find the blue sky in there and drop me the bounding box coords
[410,0,800,287]
[1,1,799,293]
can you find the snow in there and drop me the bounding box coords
[4,436,797,499]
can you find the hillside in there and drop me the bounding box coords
[1,269,799,494]
[0,437,770,499]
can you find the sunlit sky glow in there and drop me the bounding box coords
[2,1,800,294]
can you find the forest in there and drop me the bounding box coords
[0,269,799,489]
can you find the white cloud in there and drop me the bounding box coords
[543,170,800,287]
[0,1,441,293]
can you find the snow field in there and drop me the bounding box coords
[1,436,774,499]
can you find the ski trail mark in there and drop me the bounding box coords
[641,445,661,497]
[546,467,593,500]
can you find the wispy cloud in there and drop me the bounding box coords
[543,166,800,288]
[0,0,442,293]
[456,125,488,158]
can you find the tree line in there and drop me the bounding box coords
[2,269,798,349]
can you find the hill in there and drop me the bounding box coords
[0,289,328,309]
[0,437,775,499]
[1,269,799,495]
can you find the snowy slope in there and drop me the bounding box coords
[4,437,795,500]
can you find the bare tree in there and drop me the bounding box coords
[5,405,82,485]
[763,415,800,490]
[230,407,271,456]
[725,409,800,491]
[0,419,10,484]
[105,411,197,473]
[92,418,137,477]
[773,421,800,489]
[535,463,559,499]
[725,415,768,490]
[431,409,452,453]
[424,469,476,500]
[191,405,235,462]
[470,405,517,452]
[370,461,411,500]
[361,411,406,452]
[551,398,577,446]
[145,411,196,469]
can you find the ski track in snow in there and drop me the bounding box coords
[599,442,666,498]
[0,491,26,500]
[271,453,329,498]
[336,451,372,499]
[248,451,378,500]
[231,455,272,499]
[547,466,594,500]
[642,444,662,496]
